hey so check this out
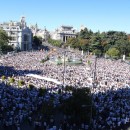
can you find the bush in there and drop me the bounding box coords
[28,84,35,90]
[65,86,73,92]
[92,49,102,57]
[18,80,25,86]
[126,57,130,60]
[40,59,45,63]
[9,77,15,83]
[112,56,119,60]
[1,75,6,81]
[1,45,14,54]
[41,56,49,63]
[39,88,47,96]
[128,53,130,57]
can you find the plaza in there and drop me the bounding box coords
[0,47,130,129]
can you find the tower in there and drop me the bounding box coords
[20,16,26,29]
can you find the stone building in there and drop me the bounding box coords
[30,24,50,41]
[50,25,77,43]
[0,17,32,51]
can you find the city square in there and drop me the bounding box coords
[0,0,130,130]
[0,48,130,129]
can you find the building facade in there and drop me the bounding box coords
[0,17,32,51]
[30,24,50,41]
[51,25,77,43]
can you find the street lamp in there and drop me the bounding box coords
[63,49,70,89]
[63,51,66,88]
[94,56,97,82]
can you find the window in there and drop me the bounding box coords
[11,37,17,41]
[10,31,16,35]
[23,34,28,41]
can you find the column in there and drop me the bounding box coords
[65,36,66,43]
[66,36,68,42]
[62,36,64,42]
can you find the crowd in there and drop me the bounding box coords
[90,58,130,130]
[0,49,130,130]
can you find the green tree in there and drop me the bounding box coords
[18,80,25,86]
[106,47,120,58]
[65,37,79,49]
[39,88,47,96]
[92,49,102,57]
[114,40,130,56]
[79,28,93,39]
[1,45,13,53]
[61,87,94,124]
[9,77,15,83]
[48,38,61,47]
[79,39,90,50]
[33,36,42,47]
[0,29,12,53]
[28,84,35,90]
[1,75,6,81]
[0,29,9,46]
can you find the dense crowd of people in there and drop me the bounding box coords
[0,49,130,130]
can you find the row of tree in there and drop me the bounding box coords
[65,28,130,57]
[48,38,62,47]
[1,26,130,57]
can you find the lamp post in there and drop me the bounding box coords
[94,56,97,82]
[63,49,70,89]
[89,88,93,128]
[89,55,97,129]
[63,51,66,89]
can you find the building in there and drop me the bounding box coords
[30,24,50,41]
[0,17,32,51]
[50,25,77,43]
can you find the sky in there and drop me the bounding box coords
[0,0,130,33]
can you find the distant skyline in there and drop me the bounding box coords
[0,0,130,33]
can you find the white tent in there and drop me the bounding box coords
[26,74,62,85]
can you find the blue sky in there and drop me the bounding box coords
[0,0,130,33]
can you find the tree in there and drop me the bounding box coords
[114,40,130,56]
[33,36,42,47]
[9,77,15,83]
[79,39,90,50]
[0,29,12,53]
[106,47,120,58]
[79,28,93,39]
[61,87,95,124]
[0,29,10,46]
[92,49,102,57]
[1,45,13,53]
[65,37,79,49]
[48,38,61,47]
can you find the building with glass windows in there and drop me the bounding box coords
[30,24,50,41]
[50,25,77,43]
[0,17,32,51]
